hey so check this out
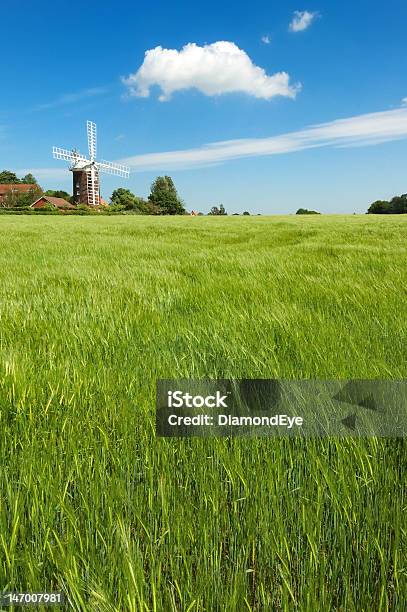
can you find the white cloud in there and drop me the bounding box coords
[402,97,407,106]
[289,11,318,32]
[261,35,271,44]
[33,87,108,111]
[123,41,300,101]
[118,106,407,171]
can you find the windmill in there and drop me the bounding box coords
[53,121,130,206]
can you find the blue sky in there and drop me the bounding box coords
[1,0,407,213]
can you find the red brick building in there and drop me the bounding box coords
[31,195,75,210]
[0,183,40,205]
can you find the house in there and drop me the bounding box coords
[0,183,40,205]
[31,195,76,210]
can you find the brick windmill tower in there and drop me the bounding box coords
[53,121,130,206]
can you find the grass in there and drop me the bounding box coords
[0,214,406,610]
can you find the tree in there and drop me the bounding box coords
[389,194,407,214]
[367,200,392,214]
[0,170,20,184]
[21,173,37,184]
[0,170,39,186]
[148,176,185,215]
[110,188,148,213]
[208,204,227,216]
[296,208,320,215]
[243,211,250,216]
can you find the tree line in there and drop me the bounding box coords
[7,167,404,215]
[0,170,254,215]
[0,170,38,184]
[110,184,254,215]
[367,194,407,214]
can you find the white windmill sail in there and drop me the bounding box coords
[86,121,99,206]
[87,121,97,162]
[52,147,88,163]
[98,160,130,178]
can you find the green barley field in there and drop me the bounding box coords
[0,214,406,611]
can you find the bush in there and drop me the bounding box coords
[296,208,321,215]
[110,188,149,213]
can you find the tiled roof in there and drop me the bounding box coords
[32,196,75,209]
[0,183,39,195]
